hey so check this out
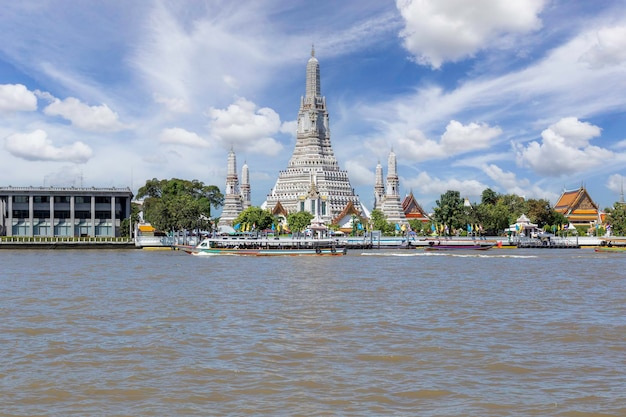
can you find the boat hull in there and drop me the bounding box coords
[424,244,495,251]
[174,238,347,256]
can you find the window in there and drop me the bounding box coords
[75,196,91,204]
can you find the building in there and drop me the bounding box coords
[218,148,245,226]
[554,186,601,227]
[240,160,251,210]
[0,186,133,237]
[401,191,430,223]
[263,47,365,225]
[373,150,407,225]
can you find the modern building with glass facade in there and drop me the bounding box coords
[0,186,133,237]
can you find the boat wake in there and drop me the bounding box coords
[360,251,537,259]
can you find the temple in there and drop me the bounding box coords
[373,150,407,225]
[218,149,250,226]
[263,47,365,225]
[553,186,601,227]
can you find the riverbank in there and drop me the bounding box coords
[0,237,137,250]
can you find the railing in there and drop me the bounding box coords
[0,236,133,243]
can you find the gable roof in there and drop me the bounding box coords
[269,201,288,217]
[331,201,364,225]
[554,187,600,222]
[401,192,430,222]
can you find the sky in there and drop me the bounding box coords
[1,0,626,214]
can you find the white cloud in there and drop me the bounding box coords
[43,97,128,132]
[580,25,626,68]
[4,129,93,163]
[395,120,502,161]
[0,84,37,112]
[515,117,613,176]
[207,97,284,156]
[345,159,374,187]
[397,0,545,68]
[406,171,487,197]
[606,173,626,196]
[481,163,528,190]
[160,127,211,148]
[480,163,557,201]
[153,93,190,113]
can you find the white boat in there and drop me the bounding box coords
[174,236,347,256]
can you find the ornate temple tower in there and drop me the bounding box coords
[219,148,244,226]
[373,160,385,210]
[240,161,251,209]
[377,150,407,224]
[263,47,364,222]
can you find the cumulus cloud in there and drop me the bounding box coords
[43,97,128,131]
[606,173,626,196]
[0,84,37,112]
[397,0,545,68]
[345,160,374,187]
[207,97,284,156]
[160,127,211,148]
[580,25,626,68]
[515,117,613,176]
[395,120,502,161]
[4,129,93,163]
[481,163,557,200]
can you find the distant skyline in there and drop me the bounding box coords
[1,1,625,212]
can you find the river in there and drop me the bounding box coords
[1,248,624,416]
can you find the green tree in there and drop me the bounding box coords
[481,188,498,205]
[370,209,388,232]
[525,198,554,228]
[136,178,224,232]
[287,211,314,233]
[605,202,626,235]
[120,202,141,238]
[433,190,465,234]
[233,207,274,231]
[407,219,426,235]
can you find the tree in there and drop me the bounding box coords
[136,178,224,232]
[525,198,555,228]
[287,211,314,233]
[120,202,141,238]
[433,190,465,234]
[481,188,498,205]
[370,209,388,232]
[233,207,275,231]
[605,202,626,235]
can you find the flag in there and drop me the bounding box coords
[271,223,275,231]
[467,224,472,232]
[358,223,363,230]
[431,224,435,232]
[234,223,241,231]
[395,223,401,231]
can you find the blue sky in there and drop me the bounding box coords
[1,0,625,213]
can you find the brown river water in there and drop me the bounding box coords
[1,248,624,416]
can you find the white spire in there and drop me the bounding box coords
[305,45,320,100]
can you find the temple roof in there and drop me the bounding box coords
[401,192,429,221]
[331,201,364,225]
[554,187,599,222]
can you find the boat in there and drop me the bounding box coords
[174,236,347,256]
[424,239,497,251]
[594,238,626,253]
